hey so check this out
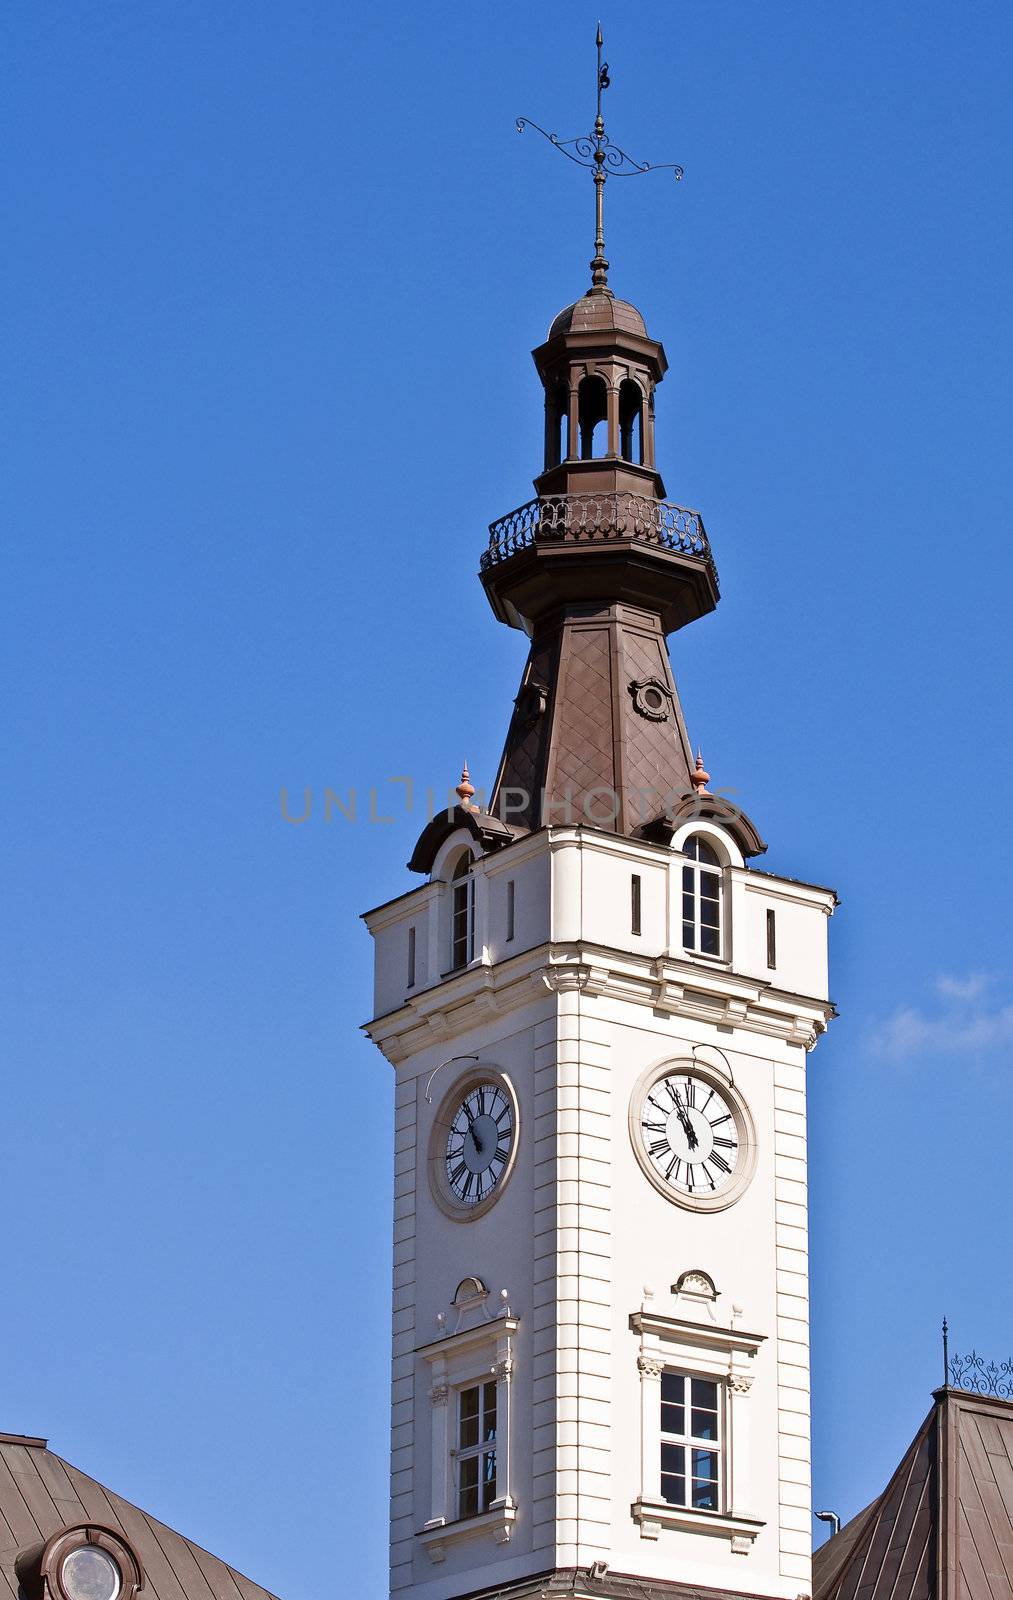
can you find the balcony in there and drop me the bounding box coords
[481,491,715,579]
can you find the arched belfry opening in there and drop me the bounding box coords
[545,379,569,470]
[578,374,609,459]
[619,378,644,464]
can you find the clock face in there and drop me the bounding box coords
[639,1071,741,1199]
[444,1081,515,1208]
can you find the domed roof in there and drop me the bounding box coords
[548,289,648,340]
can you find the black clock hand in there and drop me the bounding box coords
[673,1090,699,1150]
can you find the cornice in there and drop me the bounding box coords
[362,939,835,1063]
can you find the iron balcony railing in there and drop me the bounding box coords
[481,492,713,571]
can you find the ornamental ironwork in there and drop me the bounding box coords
[517,27,683,291]
[946,1349,1013,1399]
[481,493,714,574]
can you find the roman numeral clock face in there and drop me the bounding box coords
[631,1064,756,1212]
[428,1070,520,1221]
[445,1083,514,1207]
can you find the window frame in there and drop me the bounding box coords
[454,1378,499,1520]
[681,834,725,959]
[658,1370,723,1512]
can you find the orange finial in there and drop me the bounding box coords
[690,748,711,796]
[456,761,478,811]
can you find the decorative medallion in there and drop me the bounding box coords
[629,677,673,722]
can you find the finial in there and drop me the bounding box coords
[942,1316,950,1387]
[690,749,711,796]
[517,28,684,293]
[456,761,478,812]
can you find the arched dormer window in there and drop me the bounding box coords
[682,835,723,957]
[449,850,476,970]
[619,378,644,463]
[578,374,609,459]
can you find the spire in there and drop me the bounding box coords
[517,27,684,295]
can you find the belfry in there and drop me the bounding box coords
[364,32,837,1600]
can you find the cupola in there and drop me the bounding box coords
[534,285,668,502]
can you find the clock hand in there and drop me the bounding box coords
[673,1090,699,1150]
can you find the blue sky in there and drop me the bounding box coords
[3,1,1013,1594]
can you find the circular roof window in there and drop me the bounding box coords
[60,1547,122,1600]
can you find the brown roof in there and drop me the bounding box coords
[548,291,647,339]
[814,1387,1013,1600]
[0,1434,279,1600]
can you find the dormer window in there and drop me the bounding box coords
[682,835,723,957]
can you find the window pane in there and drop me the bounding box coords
[661,1442,685,1475]
[696,839,719,866]
[701,924,720,955]
[691,1407,718,1441]
[458,1454,479,1519]
[682,865,694,889]
[661,1472,686,1506]
[482,1448,497,1509]
[661,1373,685,1405]
[459,1387,479,1449]
[661,1402,685,1437]
[692,1448,719,1483]
[692,1379,718,1410]
[483,1384,497,1442]
[692,1477,718,1510]
[682,920,695,949]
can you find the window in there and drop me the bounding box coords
[457,1381,497,1519]
[660,1373,720,1510]
[506,879,515,943]
[631,873,642,936]
[766,908,776,970]
[682,835,722,956]
[417,1291,518,1561]
[407,925,416,987]
[450,860,475,969]
[631,1304,764,1548]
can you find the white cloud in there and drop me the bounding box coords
[936,972,990,1002]
[872,974,1013,1061]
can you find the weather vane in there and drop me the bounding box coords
[517,24,684,293]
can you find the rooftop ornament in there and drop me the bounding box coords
[455,762,479,813]
[690,750,712,796]
[943,1319,1013,1399]
[517,24,684,294]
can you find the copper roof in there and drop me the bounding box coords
[0,1434,278,1600]
[814,1386,1013,1600]
[548,290,647,339]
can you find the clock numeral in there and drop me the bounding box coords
[710,1151,731,1175]
[648,1138,669,1158]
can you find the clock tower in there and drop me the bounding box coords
[362,42,836,1600]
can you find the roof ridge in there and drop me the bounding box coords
[0,1431,48,1448]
